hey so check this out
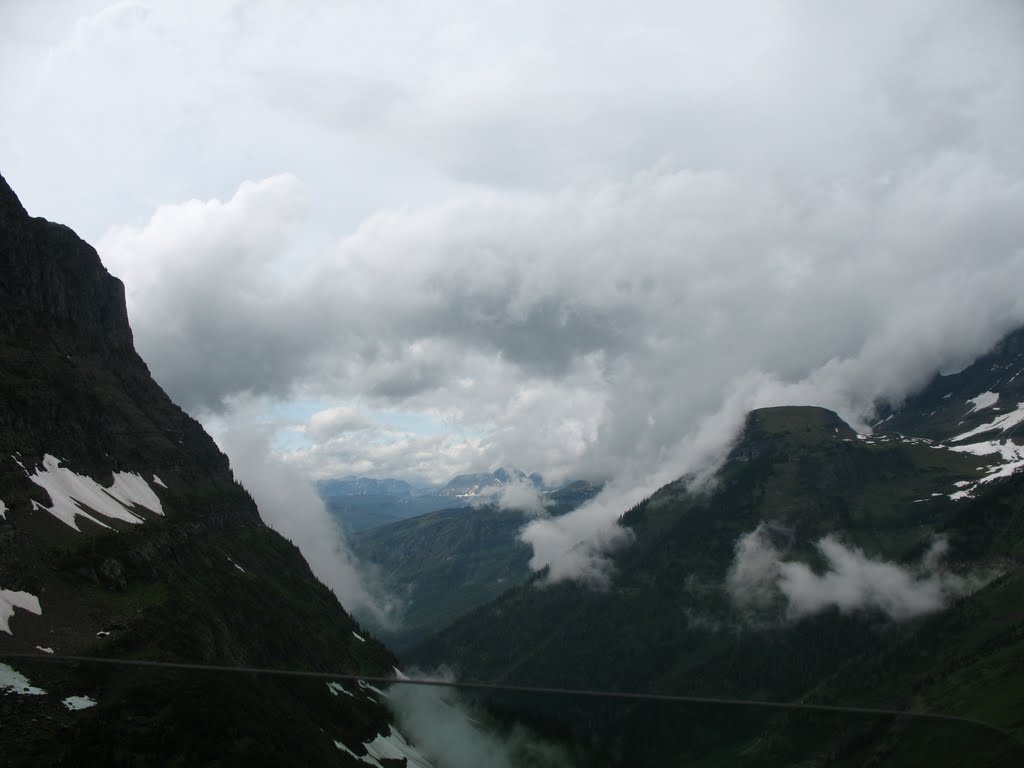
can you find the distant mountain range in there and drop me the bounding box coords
[348,480,603,651]
[318,467,596,533]
[318,476,417,497]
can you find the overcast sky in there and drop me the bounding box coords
[4,0,1024,584]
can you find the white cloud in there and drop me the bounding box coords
[726,525,987,621]
[473,476,550,517]
[305,406,374,442]
[387,670,571,768]
[97,156,1024,583]
[208,398,397,627]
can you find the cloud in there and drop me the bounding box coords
[208,397,396,625]
[5,1,1024,582]
[473,476,550,517]
[304,406,374,442]
[102,158,1024,582]
[726,525,986,621]
[387,670,572,768]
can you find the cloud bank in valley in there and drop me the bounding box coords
[727,525,985,621]
[4,1,1024,585]
[387,671,571,768]
[209,402,396,626]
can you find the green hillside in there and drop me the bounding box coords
[409,406,1024,766]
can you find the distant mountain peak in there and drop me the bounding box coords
[438,467,540,498]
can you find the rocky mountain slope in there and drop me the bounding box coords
[0,172,429,767]
[409,345,1024,766]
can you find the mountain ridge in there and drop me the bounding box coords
[407,389,1024,765]
[0,171,425,766]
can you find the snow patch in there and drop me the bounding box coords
[334,740,370,763]
[941,401,1024,499]
[62,695,97,711]
[951,402,1024,444]
[327,681,357,699]
[334,726,434,767]
[152,474,167,488]
[357,679,386,698]
[352,631,366,642]
[227,557,246,573]
[104,471,165,516]
[966,391,999,414]
[0,499,6,520]
[947,442,1024,499]
[35,646,54,654]
[364,726,434,767]
[0,589,41,635]
[27,454,164,531]
[0,663,46,695]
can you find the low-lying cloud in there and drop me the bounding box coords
[210,400,397,627]
[387,670,573,768]
[727,525,986,621]
[473,476,550,517]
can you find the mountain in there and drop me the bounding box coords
[876,328,1024,442]
[436,467,540,499]
[317,476,446,534]
[409,370,1024,766]
[318,468,561,534]
[349,481,602,651]
[0,172,429,766]
[318,477,417,497]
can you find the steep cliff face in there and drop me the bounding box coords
[0,173,412,766]
[0,172,133,354]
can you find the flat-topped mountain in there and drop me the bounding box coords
[409,399,1024,766]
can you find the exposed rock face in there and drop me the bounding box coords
[0,171,238,502]
[0,171,132,354]
[0,172,404,766]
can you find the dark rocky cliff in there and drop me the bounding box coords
[0,171,133,354]
[0,173,404,766]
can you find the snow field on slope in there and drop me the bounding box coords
[62,695,97,711]
[27,454,164,531]
[966,391,999,414]
[0,663,45,695]
[946,400,1024,499]
[335,726,434,768]
[0,588,41,635]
